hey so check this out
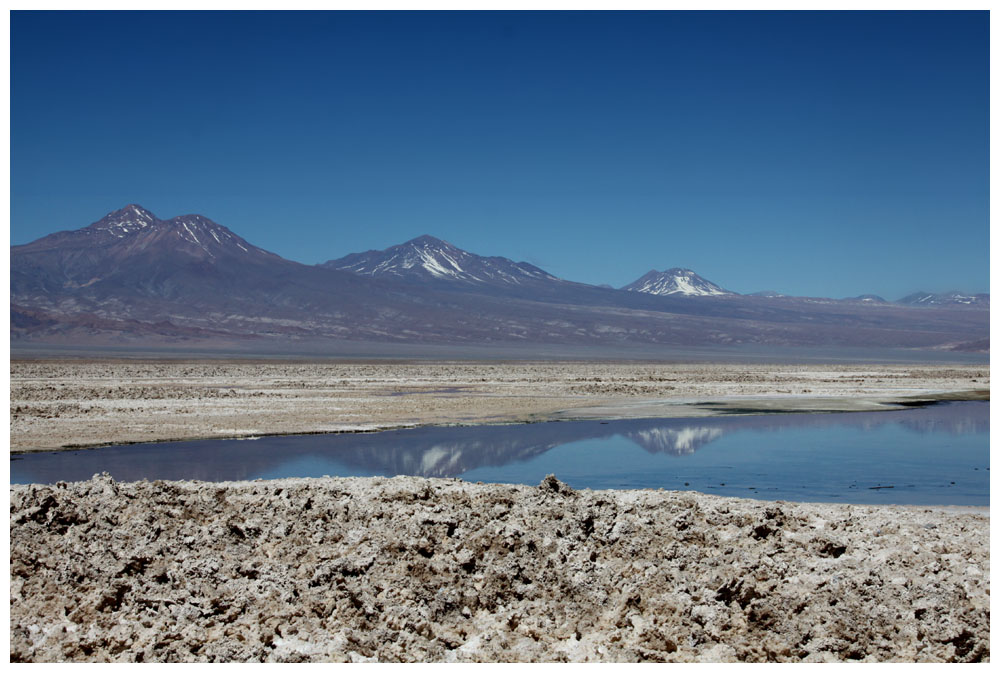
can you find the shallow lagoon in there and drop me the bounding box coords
[11,401,988,506]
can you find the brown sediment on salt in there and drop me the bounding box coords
[9,474,990,662]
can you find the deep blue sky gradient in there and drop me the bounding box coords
[11,11,989,298]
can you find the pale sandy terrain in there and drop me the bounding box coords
[10,475,989,662]
[9,361,989,452]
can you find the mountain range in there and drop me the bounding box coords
[10,205,989,353]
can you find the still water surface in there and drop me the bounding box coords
[10,401,988,506]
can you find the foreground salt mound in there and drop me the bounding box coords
[10,474,989,662]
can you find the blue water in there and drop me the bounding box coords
[10,401,989,506]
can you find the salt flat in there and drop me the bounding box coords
[9,361,989,452]
[8,360,990,662]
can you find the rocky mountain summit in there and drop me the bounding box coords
[845,295,889,304]
[12,205,288,300]
[16,204,277,264]
[897,291,990,308]
[622,268,736,297]
[322,235,559,287]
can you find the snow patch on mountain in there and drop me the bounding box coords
[845,294,888,304]
[41,205,280,265]
[323,235,560,286]
[90,204,156,238]
[622,268,736,297]
[897,291,989,308]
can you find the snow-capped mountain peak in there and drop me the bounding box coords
[844,294,889,304]
[19,205,276,265]
[897,291,989,308]
[160,213,264,257]
[394,235,470,279]
[91,204,157,238]
[322,235,560,286]
[621,268,736,297]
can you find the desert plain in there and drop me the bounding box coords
[8,360,991,662]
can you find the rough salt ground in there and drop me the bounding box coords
[9,475,990,662]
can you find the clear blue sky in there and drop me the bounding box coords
[11,10,988,299]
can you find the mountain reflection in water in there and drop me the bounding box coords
[626,426,725,455]
[10,402,989,506]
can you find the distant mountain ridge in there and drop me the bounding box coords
[10,205,989,353]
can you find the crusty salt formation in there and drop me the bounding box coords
[10,474,989,662]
